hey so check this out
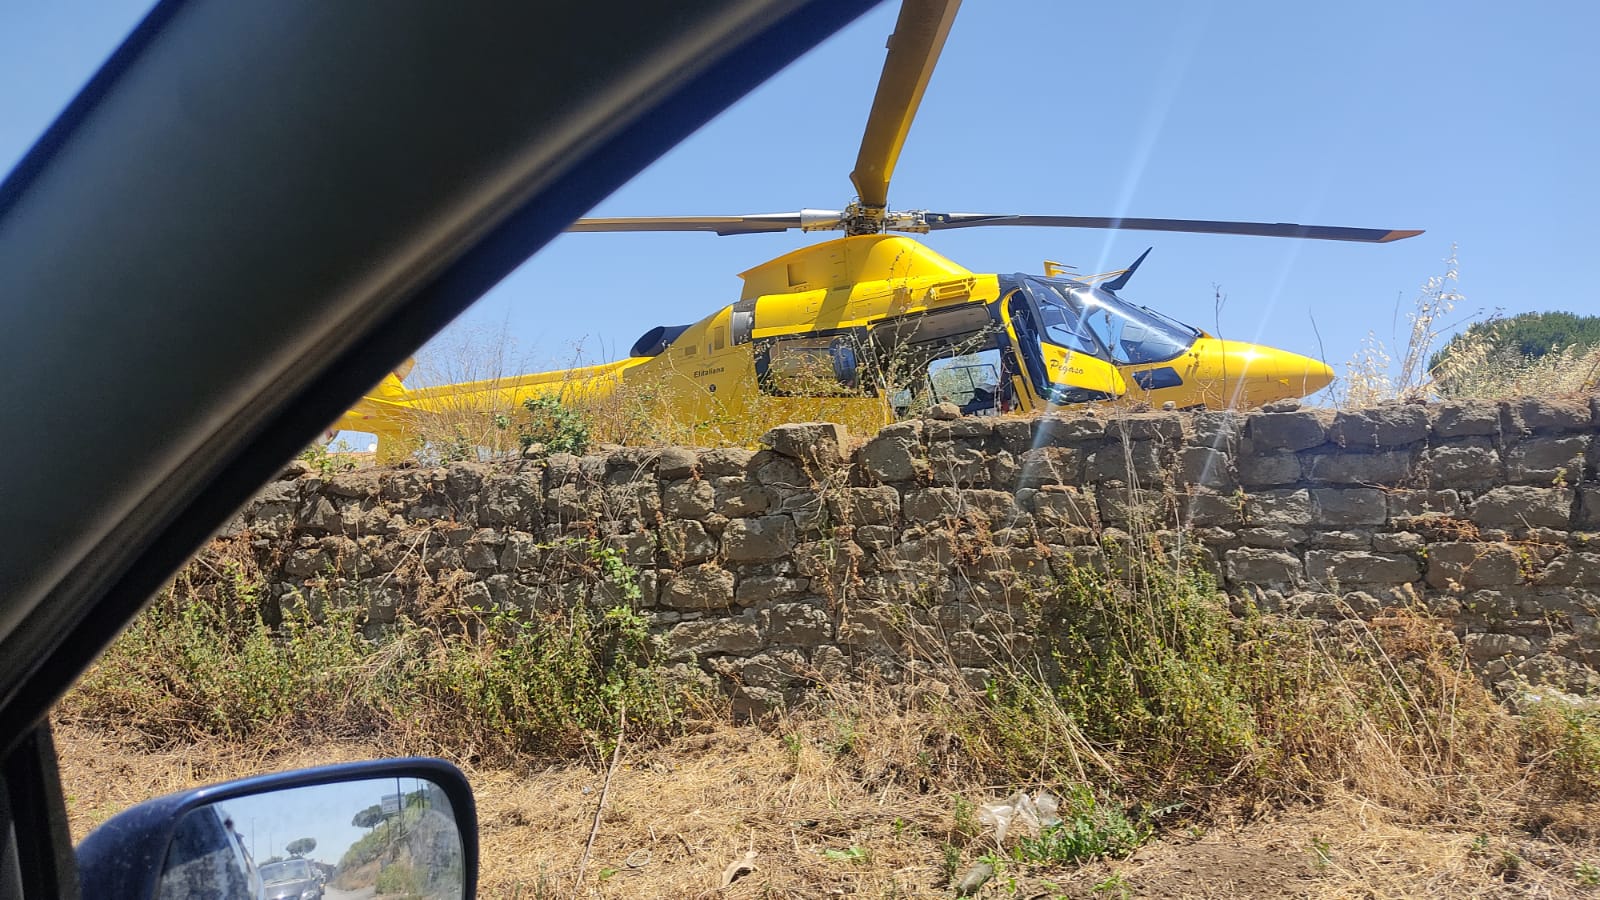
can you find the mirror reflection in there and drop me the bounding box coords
[159,776,463,900]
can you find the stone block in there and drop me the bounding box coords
[1086,440,1163,483]
[1225,548,1304,585]
[738,649,811,690]
[838,604,902,651]
[826,486,900,526]
[697,447,755,477]
[1387,489,1462,519]
[902,487,960,522]
[1540,551,1600,586]
[1464,633,1535,664]
[284,548,330,577]
[442,462,488,506]
[1306,550,1420,585]
[661,519,715,564]
[1470,485,1572,530]
[1181,489,1243,527]
[1247,408,1331,451]
[1310,488,1387,526]
[854,524,895,550]
[323,469,382,500]
[1188,412,1242,445]
[928,439,990,486]
[793,539,864,578]
[1424,439,1501,489]
[765,601,832,645]
[660,564,736,610]
[655,446,698,479]
[1329,404,1430,448]
[1302,449,1415,485]
[1236,452,1301,486]
[1180,446,1236,491]
[1107,412,1184,442]
[1034,414,1104,445]
[660,479,715,520]
[1308,530,1371,549]
[736,575,810,605]
[477,473,540,527]
[1373,532,1424,553]
[761,422,850,466]
[994,418,1034,455]
[925,418,995,441]
[751,451,806,490]
[666,616,763,660]
[1247,488,1313,526]
[1510,398,1591,434]
[297,495,340,533]
[961,489,1024,524]
[1033,488,1099,527]
[1016,446,1083,487]
[894,530,956,570]
[1096,482,1170,529]
[1581,485,1600,530]
[711,476,770,518]
[1239,527,1306,549]
[722,515,797,562]
[1506,435,1589,484]
[858,423,922,483]
[1432,400,1501,438]
[1426,542,1524,590]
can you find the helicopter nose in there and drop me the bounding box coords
[1231,343,1335,401]
[1250,345,1334,393]
[1189,338,1335,406]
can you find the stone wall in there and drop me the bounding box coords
[220,397,1600,709]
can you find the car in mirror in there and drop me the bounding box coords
[75,758,476,900]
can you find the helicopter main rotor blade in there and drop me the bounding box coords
[569,210,843,236]
[849,0,962,211]
[921,213,1423,243]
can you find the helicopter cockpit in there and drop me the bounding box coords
[1020,276,1200,366]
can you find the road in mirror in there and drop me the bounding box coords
[159,776,464,900]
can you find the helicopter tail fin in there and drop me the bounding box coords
[370,357,415,399]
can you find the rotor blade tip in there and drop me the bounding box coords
[1380,229,1426,242]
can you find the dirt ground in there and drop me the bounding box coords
[54,722,1600,899]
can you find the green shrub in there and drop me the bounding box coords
[1522,699,1600,794]
[374,861,419,897]
[60,540,692,763]
[1011,791,1151,866]
[518,394,589,456]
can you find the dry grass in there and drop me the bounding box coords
[1433,337,1600,400]
[1335,245,1467,407]
[55,700,1600,899]
[1334,245,1600,405]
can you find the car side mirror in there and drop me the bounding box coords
[76,758,476,900]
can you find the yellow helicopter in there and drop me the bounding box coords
[333,0,1420,454]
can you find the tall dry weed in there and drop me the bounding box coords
[1335,244,1467,406]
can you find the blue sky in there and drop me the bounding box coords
[219,775,443,868]
[5,1,1597,397]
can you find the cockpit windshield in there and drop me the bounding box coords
[1023,276,1199,365]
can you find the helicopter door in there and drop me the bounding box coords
[926,349,1005,416]
[1001,290,1047,409]
[867,305,1014,419]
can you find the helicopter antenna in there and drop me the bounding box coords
[1101,247,1152,293]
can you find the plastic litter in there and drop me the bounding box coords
[975,790,1062,844]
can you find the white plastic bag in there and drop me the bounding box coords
[975,790,1062,843]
